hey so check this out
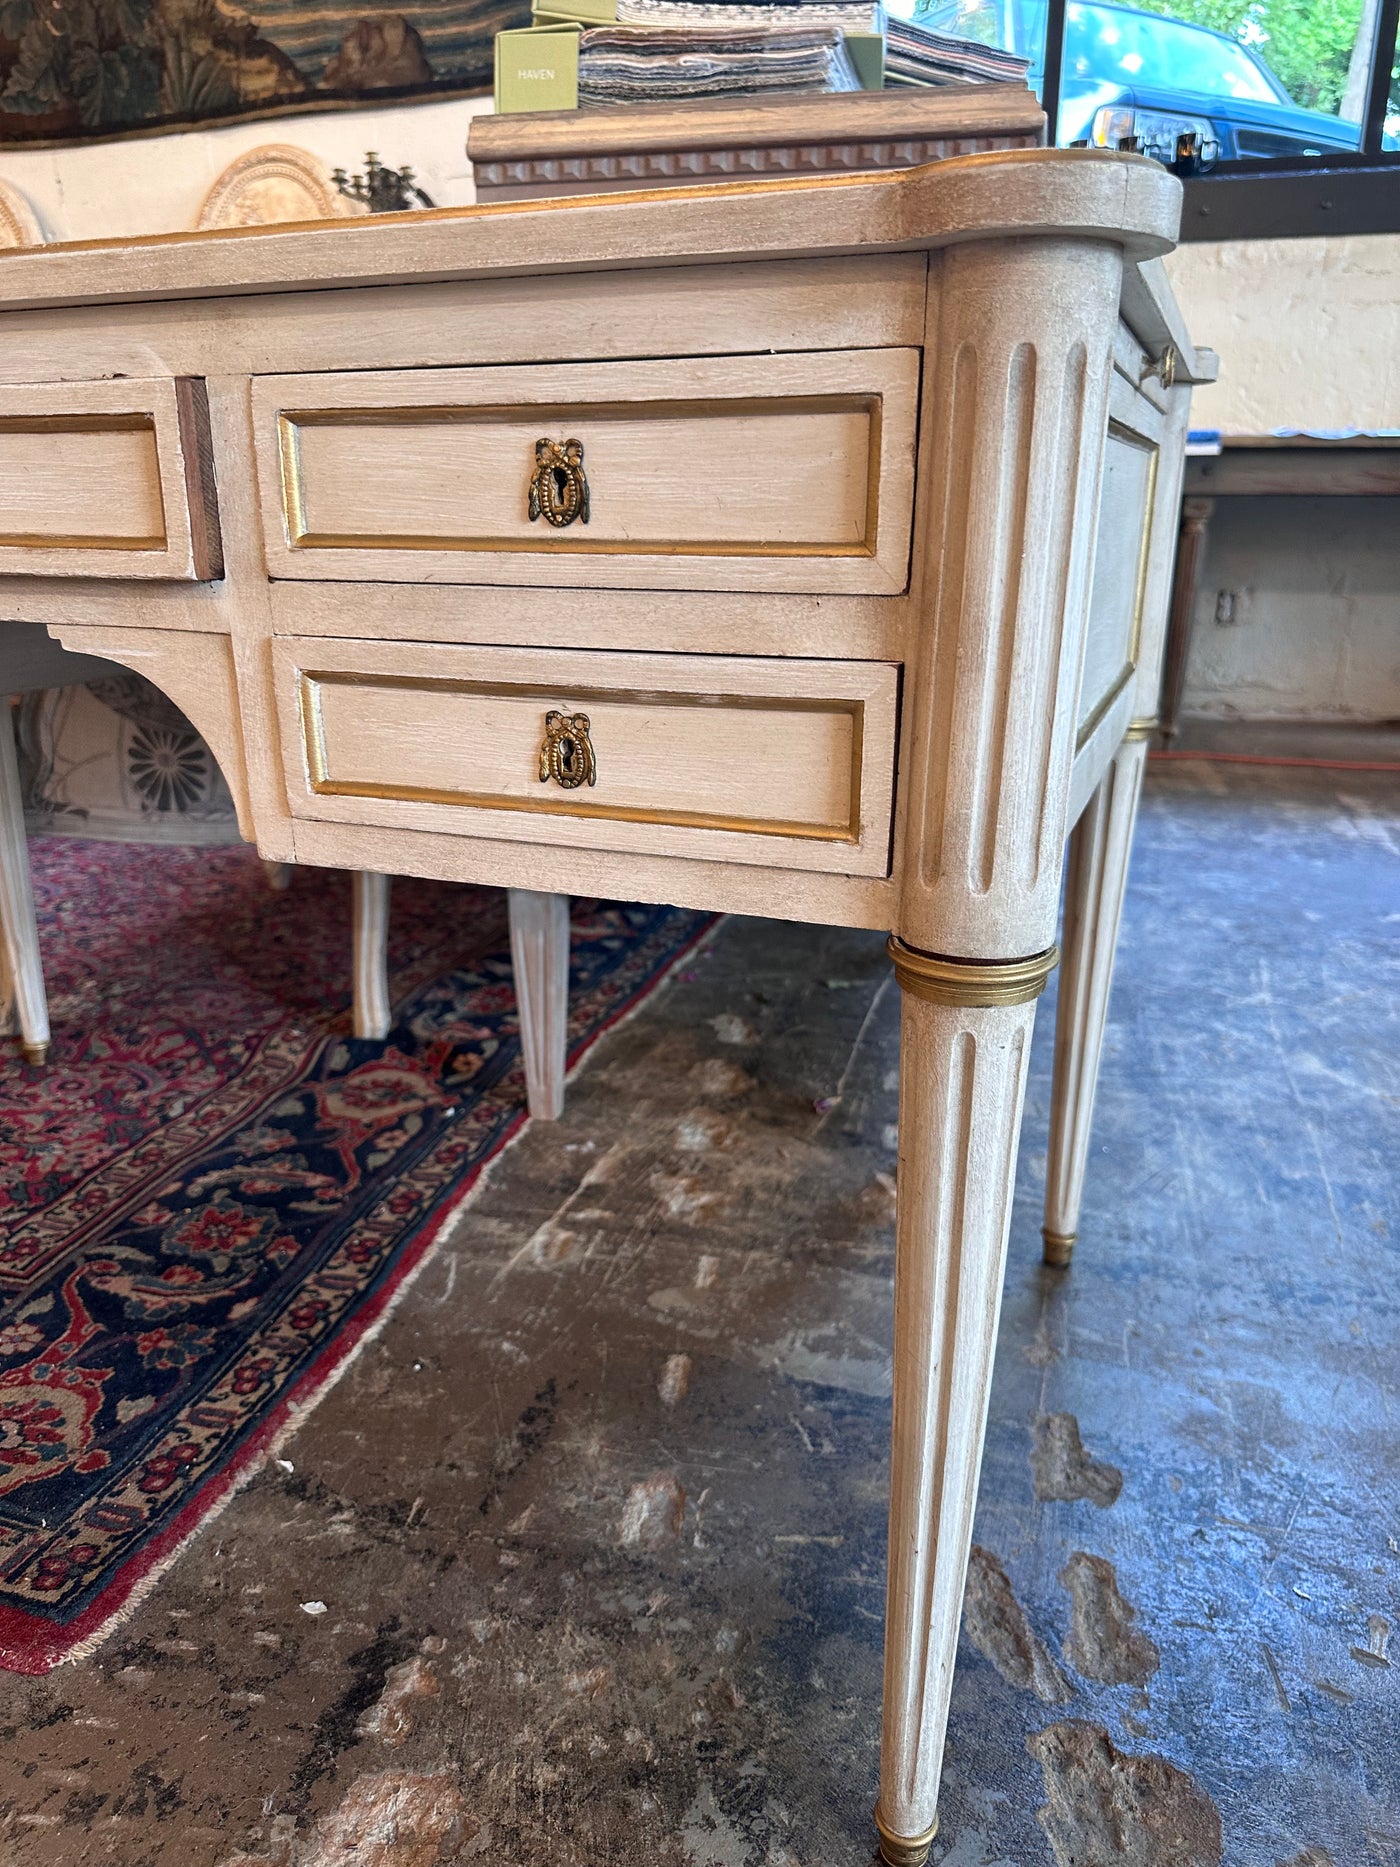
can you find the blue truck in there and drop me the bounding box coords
[914,0,1369,159]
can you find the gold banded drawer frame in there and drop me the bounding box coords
[0,377,220,582]
[274,639,898,876]
[251,350,918,595]
[1072,349,1166,757]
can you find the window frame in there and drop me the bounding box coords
[1037,0,1400,238]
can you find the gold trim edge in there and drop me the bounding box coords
[874,1807,939,1867]
[887,937,1059,1007]
[1123,715,1160,742]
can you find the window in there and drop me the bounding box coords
[904,0,1400,234]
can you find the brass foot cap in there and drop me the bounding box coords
[874,1808,938,1866]
[1042,1227,1077,1267]
[21,1041,49,1067]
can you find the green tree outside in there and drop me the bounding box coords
[1130,0,1372,115]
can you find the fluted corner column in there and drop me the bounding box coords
[876,939,1056,1863]
[899,235,1124,965]
[0,698,49,1066]
[352,870,392,1041]
[1042,727,1150,1265]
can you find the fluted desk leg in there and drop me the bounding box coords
[876,941,1054,1862]
[1043,732,1151,1266]
[508,888,570,1122]
[0,698,50,1066]
[352,870,392,1041]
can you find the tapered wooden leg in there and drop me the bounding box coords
[0,699,49,1066]
[352,870,392,1040]
[508,888,570,1122]
[877,941,1054,1864]
[1043,735,1149,1267]
[262,859,293,892]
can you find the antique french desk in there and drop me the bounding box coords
[0,149,1211,1861]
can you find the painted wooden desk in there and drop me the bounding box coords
[0,148,1211,1862]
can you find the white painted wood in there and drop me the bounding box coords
[508,888,571,1122]
[273,639,899,879]
[269,580,908,665]
[352,870,392,1040]
[0,151,1181,313]
[293,814,896,933]
[0,699,49,1065]
[0,378,215,582]
[252,350,918,596]
[896,234,1124,962]
[44,626,256,843]
[0,257,929,389]
[1076,423,1157,742]
[879,984,1040,1852]
[1043,738,1148,1265]
[1130,381,1195,727]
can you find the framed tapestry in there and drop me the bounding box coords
[0,0,530,145]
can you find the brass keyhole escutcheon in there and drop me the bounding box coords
[528,437,590,529]
[539,710,597,790]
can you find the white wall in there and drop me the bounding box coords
[1164,234,1400,435]
[1183,496,1400,722]
[1164,234,1400,726]
[0,94,493,241]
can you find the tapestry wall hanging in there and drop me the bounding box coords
[0,0,529,145]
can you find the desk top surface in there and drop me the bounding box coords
[0,147,1201,356]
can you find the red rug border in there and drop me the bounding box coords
[0,910,716,1675]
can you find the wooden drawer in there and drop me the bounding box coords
[252,351,918,595]
[0,378,220,581]
[273,638,898,876]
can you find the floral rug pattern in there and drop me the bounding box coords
[0,838,708,1671]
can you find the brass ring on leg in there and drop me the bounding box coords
[887,937,1058,1008]
[1042,1226,1077,1266]
[21,1041,49,1066]
[874,1807,938,1866]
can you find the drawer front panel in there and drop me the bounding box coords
[1077,419,1157,745]
[253,351,918,594]
[0,378,220,581]
[275,639,898,876]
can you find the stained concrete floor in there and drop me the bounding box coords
[0,759,1396,1867]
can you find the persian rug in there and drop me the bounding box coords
[0,0,529,146]
[0,838,711,1673]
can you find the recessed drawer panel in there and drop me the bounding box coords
[0,378,221,581]
[252,351,918,595]
[1077,420,1157,745]
[274,638,898,876]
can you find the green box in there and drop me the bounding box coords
[494,22,582,113]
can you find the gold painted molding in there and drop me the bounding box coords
[874,1807,939,1866]
[1042,1225,1077,1265]
[1122,715,1160,742]
[887,937,1059,1007]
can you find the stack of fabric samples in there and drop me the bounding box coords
[611,0,881,26]
[884,15,1030,85]
[574,18,865,104]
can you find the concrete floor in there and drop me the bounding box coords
[0,759,1396,1867]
